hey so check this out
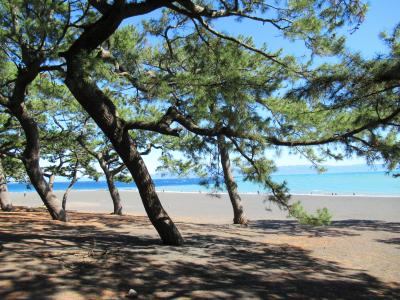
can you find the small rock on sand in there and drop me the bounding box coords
[127,289,138,298]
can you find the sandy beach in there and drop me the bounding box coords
[8,190,400,222]
[1,191,399,299]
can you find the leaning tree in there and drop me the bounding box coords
[147,29,290,225]
[0,0,93,221]
[2,0,398,246]
[78,121,163,216]
[56,0,374,245]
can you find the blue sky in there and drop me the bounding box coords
[128,1,400,173]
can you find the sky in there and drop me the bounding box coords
[127,1,400,174]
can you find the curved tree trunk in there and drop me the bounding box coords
[9,102,68,221]
[97,158,123,214]
[62,176,78,211]
[101,164,123,215]
[218,136,248,225]
[65,72,182,244]
[48,174,55,191]
[63,11,183,244]
[62,161,79,211]
[79,141,124,215]
[0,158,13,211]
[5,58,67,221]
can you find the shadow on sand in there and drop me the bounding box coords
[249,219,400,237]
[0,208,399,299]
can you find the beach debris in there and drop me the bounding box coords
[127,289,138,298]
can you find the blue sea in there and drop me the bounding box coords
[7,171,400,196]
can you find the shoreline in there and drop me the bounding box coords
[9,189,400,198]
[7,190,400,223]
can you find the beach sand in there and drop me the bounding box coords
[0,191,399,299]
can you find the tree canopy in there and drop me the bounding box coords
[0,0,398,245]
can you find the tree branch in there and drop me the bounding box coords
[125,109,181,137]
[89,0,112,14]
[77,135,99,159]
[266,106,400,147]
[110,163,126,176]
[124,0,169,18]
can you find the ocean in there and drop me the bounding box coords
[7,171,400,196]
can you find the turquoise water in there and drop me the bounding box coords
[268,171,399,196]
[8,171,399,196]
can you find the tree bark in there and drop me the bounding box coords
[218,136,248,225]
[5,58,67,221]
[9,102,68,221]
[79,141,124,215]
[62,161,79,211]
[62,176,78,211]
[48,174,55,191]
[0,158,13,211]
[65,72,182,244]
[103,167,123,215]
[62,7,183,244]
[98,157,123,215]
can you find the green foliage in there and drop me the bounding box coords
[0,0,83,64]
[0,108,26,181]
[282,0,367,55]
[0,0,397,227]
[26,76,100,182]
[283,25,400,172]
[139,8,398,216]
[288,201,332,226]
[1,155,27,182]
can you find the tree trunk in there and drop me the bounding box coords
[9,102,68,221]
[96,156,124,215]
[100,163,123,215]
[48,174,55,191]
[63,38,183,244]
[62,161,79,211]
[0,158,13,211]
[62,176,78,211]
[65,76,182,244]
[218,136,248,225]
[7,61,67,221]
